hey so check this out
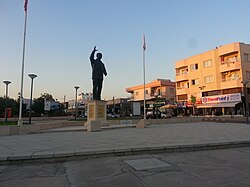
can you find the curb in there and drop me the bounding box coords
[1,140,250,165]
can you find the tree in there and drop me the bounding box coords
[190,95,196,116]
[0,97,19,117]
[32,93,55,116]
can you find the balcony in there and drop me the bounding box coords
[221,78,242,89]
[176,87,189,95]
[220,61,241,73]
[176,72,189,81]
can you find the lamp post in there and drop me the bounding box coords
[28,74,37,124]
[3,81,11,123]
[242,81,249,125]
[74,86,79,120]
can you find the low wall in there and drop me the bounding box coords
[1,116,245,136]
[0,121,83,136]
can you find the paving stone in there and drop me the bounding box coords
[124,158,171,171]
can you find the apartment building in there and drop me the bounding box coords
[175,42,250,115]
[126,79,176,105]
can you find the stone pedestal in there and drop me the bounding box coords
[85,100,107,132]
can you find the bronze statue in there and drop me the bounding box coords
[90,46,107,100]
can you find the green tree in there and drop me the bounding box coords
[190,95,196,115]
[32,93,56,116]
[0,97,19,117]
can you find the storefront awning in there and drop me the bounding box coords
[197,102,240,108]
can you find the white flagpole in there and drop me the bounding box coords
[18,2,28,125]
[143,35,146,120]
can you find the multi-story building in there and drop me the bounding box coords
[126,79,176,106]
[175,42,250,115]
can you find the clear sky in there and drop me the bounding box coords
[1,0,250,102]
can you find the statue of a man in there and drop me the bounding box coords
[89,46,107,100]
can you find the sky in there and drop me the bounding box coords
[0,0,250,102]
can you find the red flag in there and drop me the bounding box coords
[143,34,146,51]
[24,0,28,12]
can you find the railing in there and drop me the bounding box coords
[221,76,240,82]
[176,71,188,76]
[221,57,239,64]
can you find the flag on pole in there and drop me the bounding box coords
[24,0,28,12]
[143,34,146,51]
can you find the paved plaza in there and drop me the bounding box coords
[1,147,250,186]
[0,122,250,164]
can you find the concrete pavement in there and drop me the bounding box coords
[1,147,250,187]
[1,122,250,164]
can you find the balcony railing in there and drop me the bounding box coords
[220,61,241,73]
[176,71,188,76]
[221,78,242,89]
[221,76,240,82]
[176,72,189,81]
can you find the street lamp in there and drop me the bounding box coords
[242,81,249,125]
[74,86,79,120]
[3,81,11,123]
[28,74,37,124]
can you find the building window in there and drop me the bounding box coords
[246,71,250,80]
[158,89,161,96]
[177,94,187,100]
[204,75,214,83]
[145,90,148,94]
[190,63,198,71]
[244,53,249,62]
[191,79,199,85]
[135,91,139,96]
[169,87,175,93]
[170,98,175,102]
[203,59,212,67]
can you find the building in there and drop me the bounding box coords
[175,42,250,116]
[126,79,176,110]
[67,92,93,116]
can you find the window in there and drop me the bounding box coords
[203,59,212,67]
[135,91,139,96]
[190,63,198,71]
[169,87,175,93]
[158,89,161,95]
[191,79,199,85]
[145,90,148,94]
[177,94,187,100]
[244,53,249,62]
[246,71,250,79]
[204,75,214,83]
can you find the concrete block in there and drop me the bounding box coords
[0,126,10,136]
[136,119,148,128]
[85,120,102,132]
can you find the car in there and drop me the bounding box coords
[146,110,162,119]
[107,113,120,118]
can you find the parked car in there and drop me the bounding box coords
[146,108,172,119]
[107,113,120,118]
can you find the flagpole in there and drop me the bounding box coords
[143,35,146,120]
[18,3,28,125]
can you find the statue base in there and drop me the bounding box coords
[85,100,108,132]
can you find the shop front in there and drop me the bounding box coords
[197,93,242,116]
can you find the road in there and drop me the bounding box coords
[1,147,250,187]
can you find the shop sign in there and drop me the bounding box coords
[202,93,241,104]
